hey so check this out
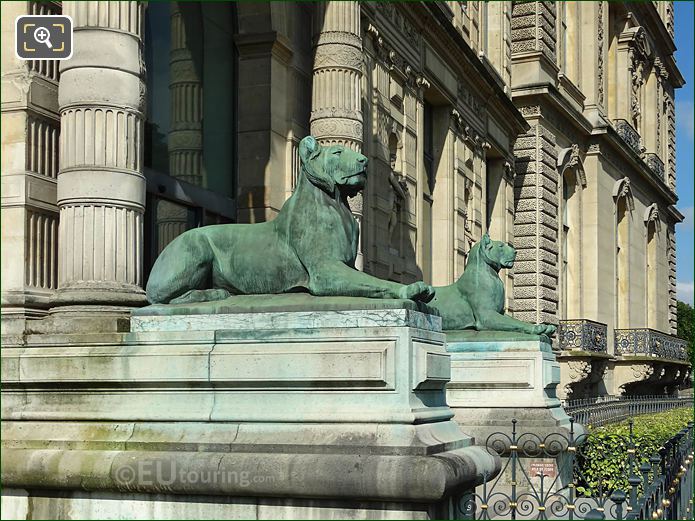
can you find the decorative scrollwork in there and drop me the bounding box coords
[558,319,608,352]
[469,419,693,520]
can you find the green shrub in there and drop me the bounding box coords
[575,407,694,496]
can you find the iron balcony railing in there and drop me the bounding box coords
[614,328,689,361]
[563,394,692,428]
[644,152,666,182]
[613,118,642,155]
[558,319,609,353]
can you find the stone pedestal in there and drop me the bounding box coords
[445,331,577,440]
[444,331,583,506]
[1,297,498,520]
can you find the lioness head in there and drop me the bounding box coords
[299,135,368,196]
[479,234,516,271]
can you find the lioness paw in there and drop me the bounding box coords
[541,323,557,335]
[531,324,547,335]
[400,282,435,303]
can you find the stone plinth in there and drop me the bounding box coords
[445,331,579,442]
[1,297,498,520]
[444,331,583,507]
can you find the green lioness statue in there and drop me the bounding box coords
[146,135,435,304]
[428,234,556,335]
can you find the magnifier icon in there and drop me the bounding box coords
[33,26,52,49]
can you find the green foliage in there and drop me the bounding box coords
[575,407,694,497]
[676,300,694,361]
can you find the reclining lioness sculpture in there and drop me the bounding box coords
[146,135,435,304]
[429,234,556,335]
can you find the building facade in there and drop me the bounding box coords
[1,1,690,398]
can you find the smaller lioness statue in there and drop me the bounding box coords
[428,234,556,335]
[146,135,435,305]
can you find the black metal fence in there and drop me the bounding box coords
[459,419,694,520]
[563,395,692,427]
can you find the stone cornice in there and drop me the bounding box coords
[418,1,528,134]
[512,84,594,139]
[665,204,685,224]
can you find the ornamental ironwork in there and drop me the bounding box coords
[458,419,694,520]
[564,395,692,428]
[613,119,642,155]
[559,319,608,353]
[615,328,689,361]
[644,153,665,182]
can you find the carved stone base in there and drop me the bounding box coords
[1,304,499,520]
[444,331,582,442]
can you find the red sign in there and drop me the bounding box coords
[529,461,557,478]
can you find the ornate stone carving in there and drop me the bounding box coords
[503,161,516,182]
[450,109,485,150]
[378,2,421,48]
[597,1,605,107]
[457,83,485,119]
[311,2,363,152]
[612,177,634,210]
[519,105,541,118]
[643,203,660,227]
[557,144,586,187]
[563,359,593,398]
[625,26,652,130]
[365,20,421,90]
[510,1,556,60]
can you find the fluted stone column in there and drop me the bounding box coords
[53,1,147,314]
[311,1,364,268]
[168,2,204,187]
[155,2,205,254]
